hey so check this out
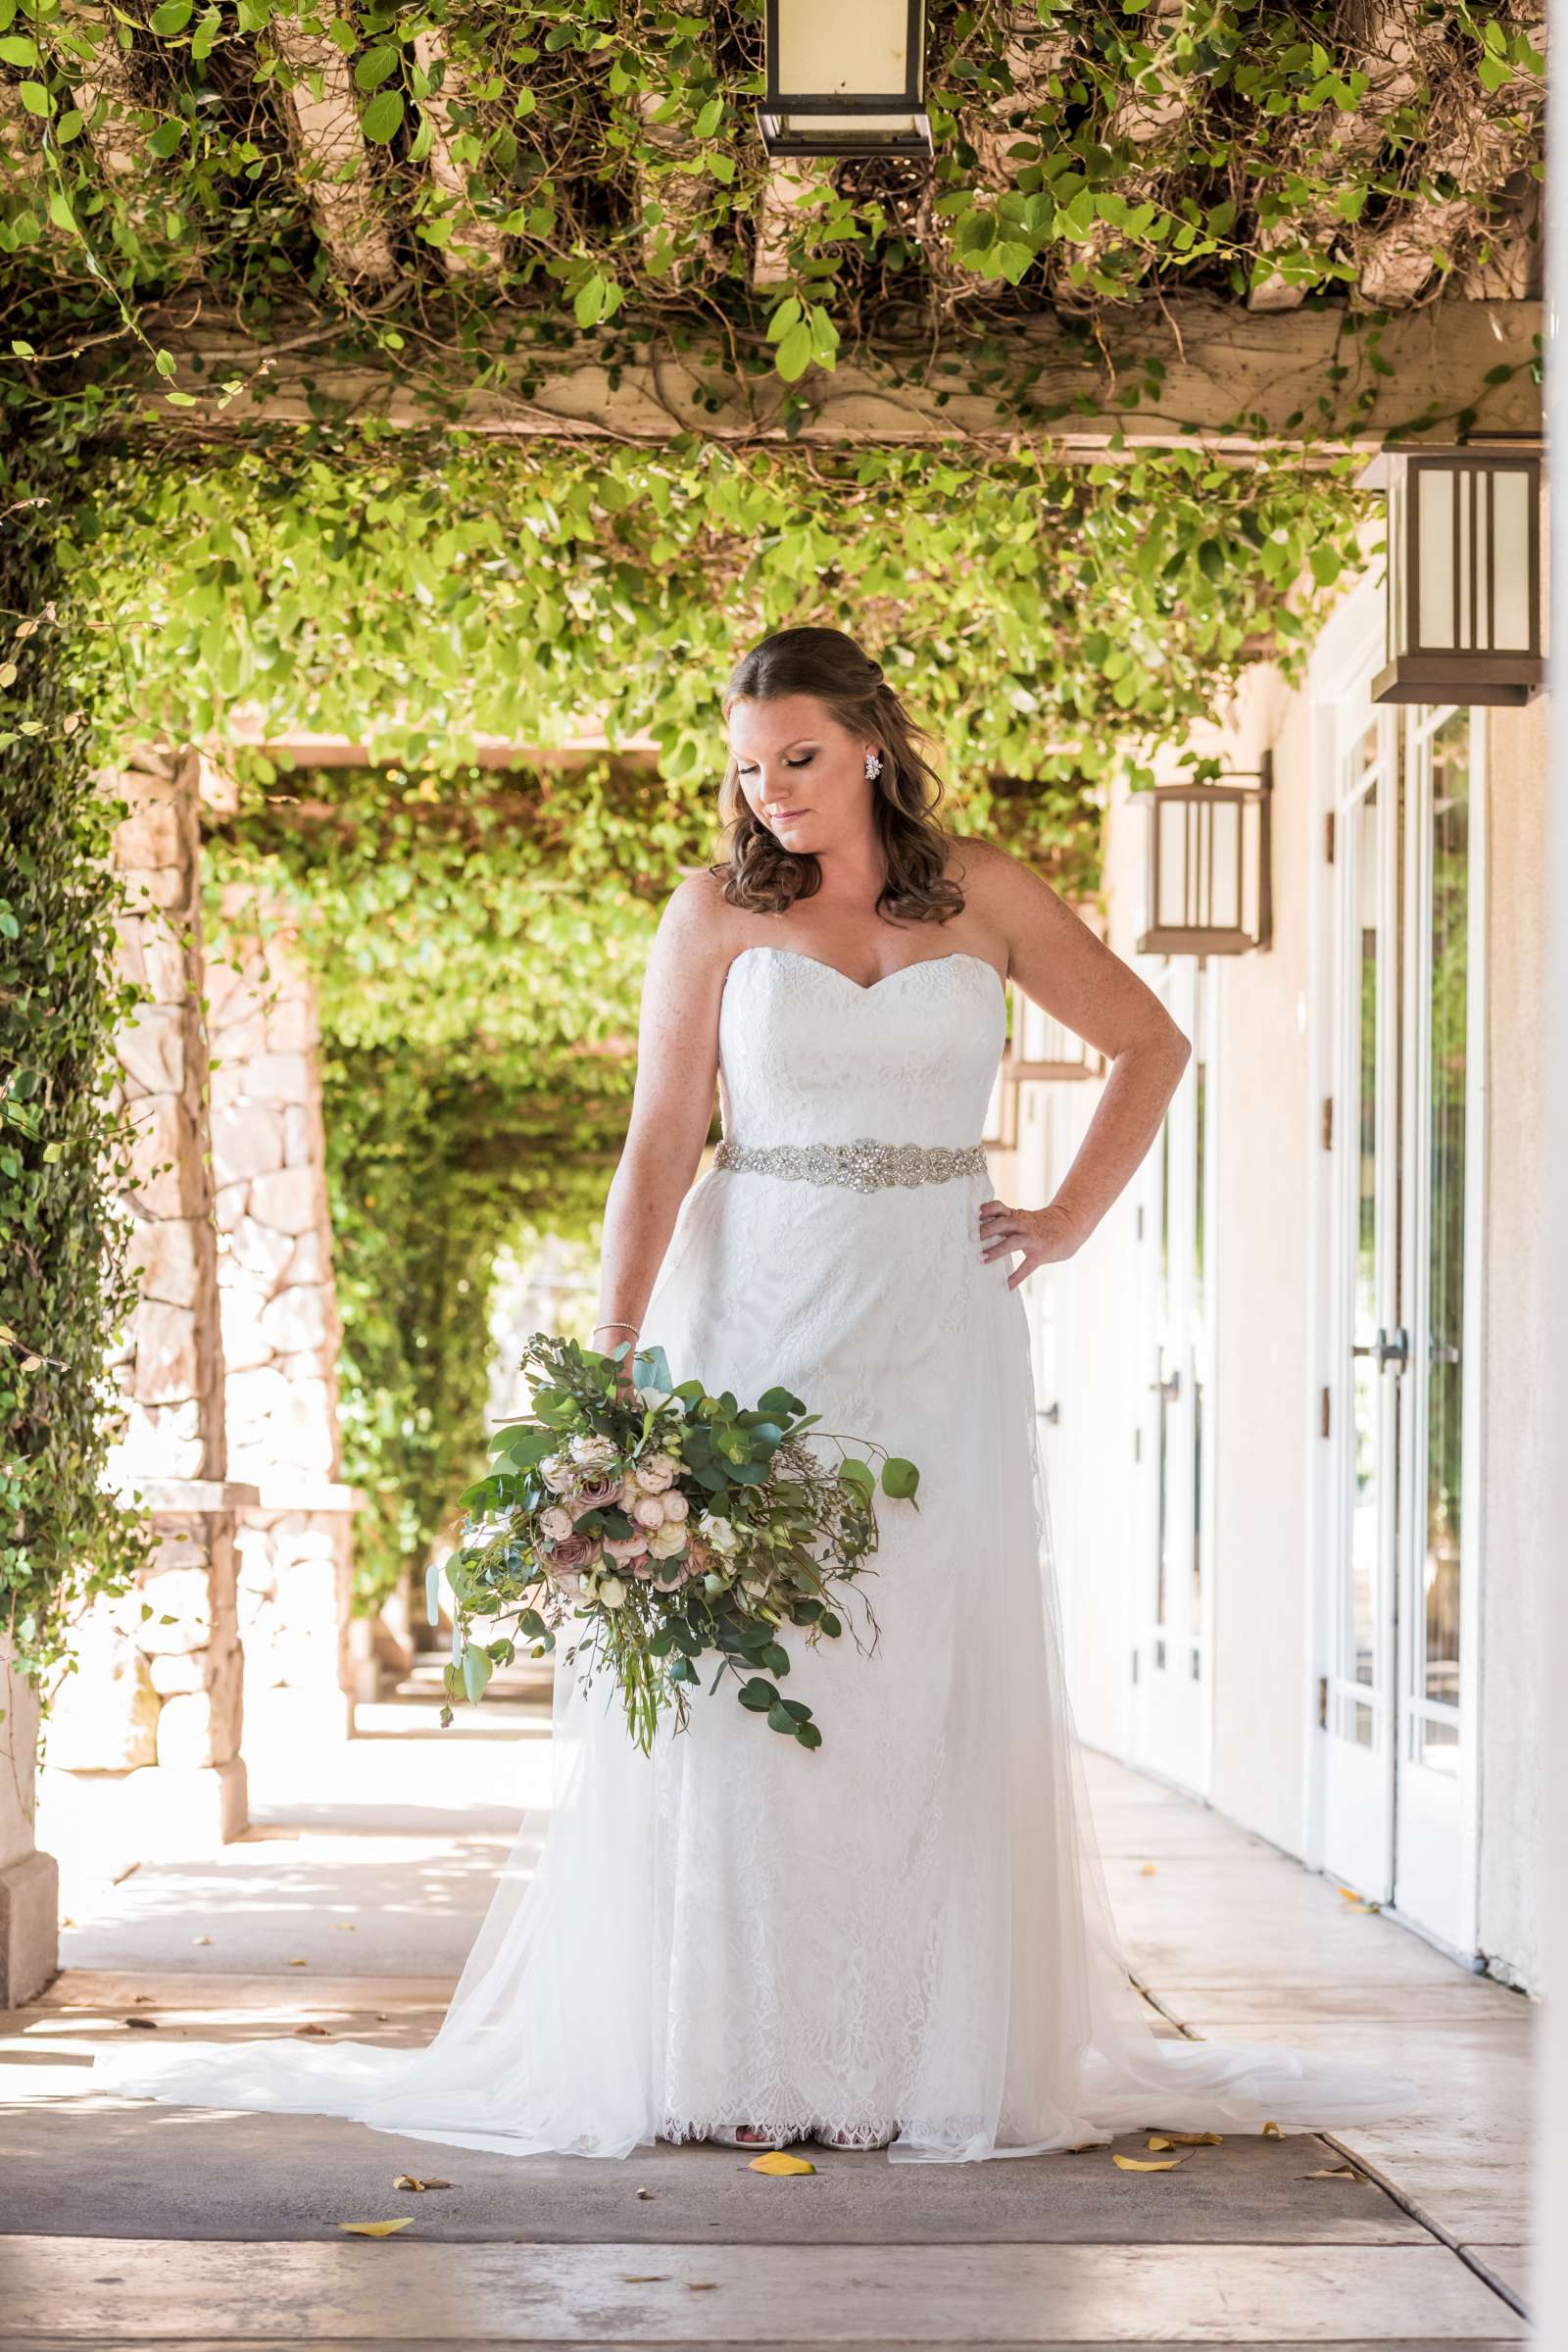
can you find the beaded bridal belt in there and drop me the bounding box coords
[711,1136,989,1193]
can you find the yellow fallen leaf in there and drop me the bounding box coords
[294,2023,332,2038]
[619,2274,668,2282]
[1262,2120,1282,2137]
[1112,2153,1183,2171]
[1148,2131,1223,2149]
[687,2281,720,2291]
[1138,1861,1156,1876]
[333,1922,357,1932]
[393,2176,450,2192]
[747,2148,815,2176]
[192,1935,213,1946]
[1305,2165,1361,2180]
[336,2219,413,2237]
[286,1957,309,1968]
[1065,2139,1105,2154]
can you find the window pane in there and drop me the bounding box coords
[1348,781,1381,1724]
[1420,710,1470,1770]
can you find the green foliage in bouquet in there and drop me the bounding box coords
[440,1332,921,1754]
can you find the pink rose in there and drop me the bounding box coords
[573,1474,621,1516]
[545,1531,599,1576]
[603,1531,650,1565]
[661,1490,690,1522]
[633,1494,665,1529]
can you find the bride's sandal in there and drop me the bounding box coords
[814,2124,896,2150]
[709,2122,802,2148]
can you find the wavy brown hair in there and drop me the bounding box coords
[713,626,965,924]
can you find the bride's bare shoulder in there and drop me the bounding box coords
[648,866,748,989]
[942,831,1056,908]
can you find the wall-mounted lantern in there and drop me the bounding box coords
[1134,756,1274,957]
[756,0,932,159]
[1357,445,1544,707]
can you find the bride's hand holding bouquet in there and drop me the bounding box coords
[437,1330,921,1755]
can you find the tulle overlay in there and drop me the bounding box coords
[94,947,1422,2158]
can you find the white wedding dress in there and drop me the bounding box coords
[95,945,1422,2159]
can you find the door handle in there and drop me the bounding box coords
[1149,1370,1181,1401]
[1037,1400,1060,1424]
[1350,1326,1408,1370]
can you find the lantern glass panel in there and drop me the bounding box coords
[1210,801,1241,931]
[777,0,911,96]
[1492,467,1532,652]
[1417,466,1456,652]
[1389,473,1407,656]
[775,110,921,135]
[1154,798,1187,929]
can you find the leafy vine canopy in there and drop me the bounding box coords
[0,0,1544,406]
[70,430,1367,784]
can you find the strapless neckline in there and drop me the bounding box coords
[726,944,1005,1002]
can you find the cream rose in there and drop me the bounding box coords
[569,1433,617,1471]
[646,1521,688,1560]
[539,1504,575,1543]
[634,1451,678,1494]
[660,1489,690,1522]
[633,1494,666,1529]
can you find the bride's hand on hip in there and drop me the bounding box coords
[977,1199,1084,1288]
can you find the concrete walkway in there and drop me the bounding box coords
[0,1670,1535,2347]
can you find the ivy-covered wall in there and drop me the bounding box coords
[0,462,150,1713]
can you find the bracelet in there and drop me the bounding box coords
[593,1320,640,1337]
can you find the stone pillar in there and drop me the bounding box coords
[38,751,254,1874]
[208,891,362,1741]
[0,1652,57,2008]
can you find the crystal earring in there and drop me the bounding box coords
[864,750,883,780]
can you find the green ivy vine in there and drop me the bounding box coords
[0,466,152,1715]
[0,2,1544,432]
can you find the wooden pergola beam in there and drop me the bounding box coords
[411,30,509,278]
[269,18,401,289]
[134,295,1542,457]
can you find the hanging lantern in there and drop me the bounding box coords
[756,0,932,159]
[1134,757,1274,957]
[1358,446,1544,707]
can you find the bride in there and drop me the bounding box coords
[95,624,1421,2162]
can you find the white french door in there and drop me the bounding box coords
[1131,958,1215,1795]
[1317,668,1485,1956]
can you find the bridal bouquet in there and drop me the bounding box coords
[436,1332,920,1754]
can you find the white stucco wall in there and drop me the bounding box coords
[1476,688,1551,1988]
[1200,669,1318,1857]
[1026,594,1551,1989]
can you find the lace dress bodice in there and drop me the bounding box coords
[716,947,1007,1152]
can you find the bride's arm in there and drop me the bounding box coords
[592,874,731,1361]
[958,838,1192,1280]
